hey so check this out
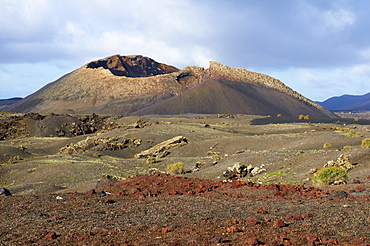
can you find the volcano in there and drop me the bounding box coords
[3,54,336,118]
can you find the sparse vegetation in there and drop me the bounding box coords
[361,138,370,148]
[166,162,185,175]
[146,156,158,164]
[8,155,21,164]
[299,115,310,120]
[338,128,363,137]
[323,142,332,148]
[343,145,354,149]
[249,170,286,183]
[313,166,347,185]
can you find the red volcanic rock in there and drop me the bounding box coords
[161,227,171,233]
[86,189,96,195]
[226,226,239,233]
[247,237,259,246]
[306,235,319,242]
[52,216,64,220]
[273,219,286,228]
[301,213,313,219]
[286,212,303,220]
[86,55,179,77]
[45,232,57,241]
[246,216,258,226]
[256,208,268,214]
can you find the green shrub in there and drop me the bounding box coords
[361,138,370,148]
[313,167,347,185]
[166,162,184,175]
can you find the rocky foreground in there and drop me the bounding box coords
[1,174,369,246]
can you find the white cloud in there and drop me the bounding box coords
[352,64,370,75]
[322,9,355,31]
[301,2,355,37]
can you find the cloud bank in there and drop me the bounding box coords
[1,0,370,101]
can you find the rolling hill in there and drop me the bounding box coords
[319,92,370,111]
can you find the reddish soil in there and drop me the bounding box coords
[1,174,369,245]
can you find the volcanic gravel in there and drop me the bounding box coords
[1,174,369,245]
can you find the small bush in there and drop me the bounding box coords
[92,152,101,157]
[313,167,347,185]
[166,162,184,175]
[323,142,332,148]
[354,118,360,121]
[347,129,357,137]
[146,156,157,164]
[343,146,354,149]
[361,138,370,148]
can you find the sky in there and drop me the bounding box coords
[1,0,370,101]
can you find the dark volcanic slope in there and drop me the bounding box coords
[4,55,336,118]
[0,97,22,106]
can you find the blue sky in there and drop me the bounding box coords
[1,0,370,101]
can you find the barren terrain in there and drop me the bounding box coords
[1,112,370,245]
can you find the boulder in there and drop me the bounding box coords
[134,136,188,158]
[0,185,12,196]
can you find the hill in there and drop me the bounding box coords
[3,55,336,118]
[0,97,22,107]
[319,92,370,111]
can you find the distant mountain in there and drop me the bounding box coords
[0,97,22,107]
[318,92,370,111]
[3,54,336,118]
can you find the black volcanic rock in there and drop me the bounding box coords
[3,55,337,118]
[319,92,370,111]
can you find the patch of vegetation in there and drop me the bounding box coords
[248,170,286,183]
[166,162,184,175]
[338,128,363,137]
[0,182,14,187]
[323,142,332,149]
[146,156,158,164]
[312,167,347,185]
[343,145,354,149]
[298,115,310,120]
[7,155,22,164]
[282,180,302,184]
[361,138,370,148]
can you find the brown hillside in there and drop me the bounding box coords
[4,55,336,118]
